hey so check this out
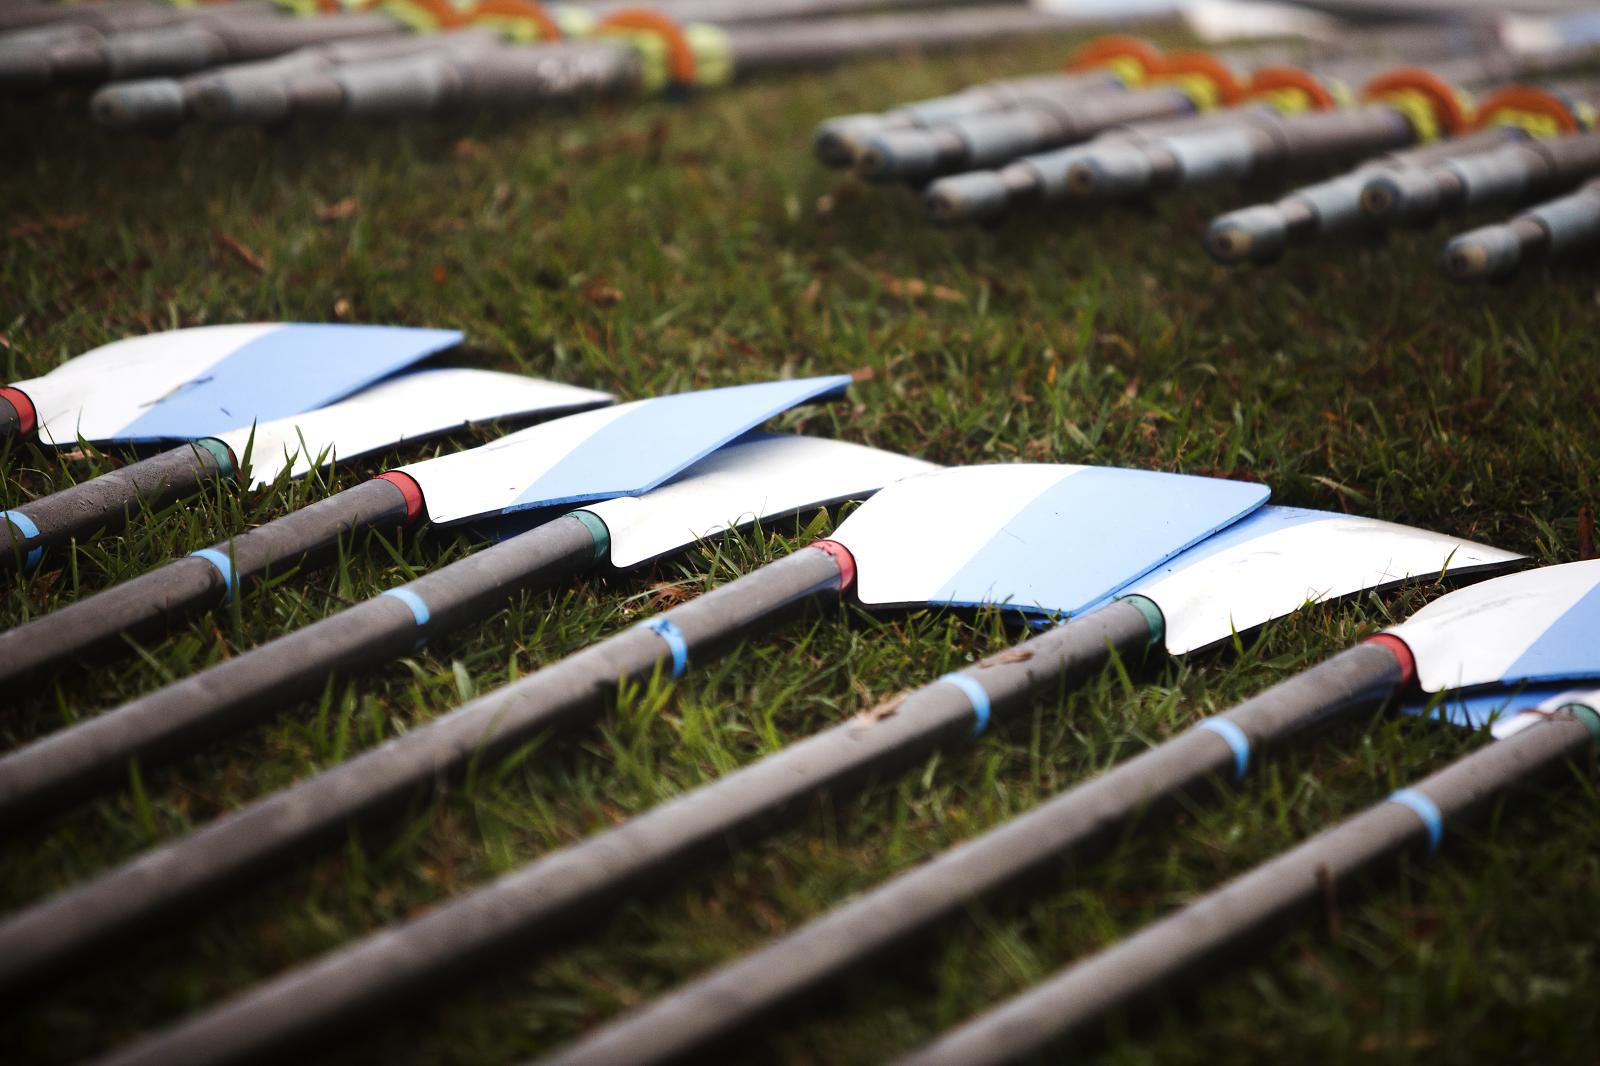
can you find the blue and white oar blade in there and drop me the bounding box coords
[829,464,1269,617]
[584,434,938,568]
[213,368,612,488]
[16,323,461,446]
[1387,559,1600,693]
[1413,683,1579,732]
[400,376,853,526]
[1117,507,1523,655]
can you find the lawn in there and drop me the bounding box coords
[3,25,1598,1066]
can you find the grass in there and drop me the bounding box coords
[3,25,1599,1066]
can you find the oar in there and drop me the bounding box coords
[1,360,611,571]
[0,321,458,448]
[0,375,850,684]
[1201,80,1595,264]
[0,463,1267,1032]
[99,4,1148,131]
[892,689,1600,1066]
[532,508,1524,1066]
[1441,173,1600,279]
[0,432,934,826]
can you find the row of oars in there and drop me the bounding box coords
[816,17,1600,279]
[3,323,1598,1064]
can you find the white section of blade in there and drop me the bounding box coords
[829,464,1084,609]
[586,435,939,569]
[1127,511,1523,655]
[213,369,612,487]
[398,401,636,524]
[20,324,280,445]
[1388,561,1600,693]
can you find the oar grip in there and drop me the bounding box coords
[0,478,413,686]
[0,514,603,828]
[0,546,848,997]
[894,707,1600,1066]
[0,441,234,573]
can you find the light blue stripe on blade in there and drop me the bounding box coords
[114,324,462,442]
[1389,788,1443,855]
[938,672,993,735]
[1198,718,1250,781]
[190,547,238,604]
[638,617,689,678]
[504,375,852,512]
[933,466,1268,617]
[0,510,42,569]
[1500,582,1600,687]
[1402,683,1573,730]
[382,588,431,627]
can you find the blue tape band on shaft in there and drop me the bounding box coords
[1198,718,1251,782]
[1389,788,1443,855]
[382,588,431,627]
[0,510,42,569]
[939,672,992,736]
[190,548,238,604]
[639,617,688,679]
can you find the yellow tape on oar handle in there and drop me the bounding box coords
[1153,51,1246,112]
[593,9,730,94]
[465,0,562,41]
[1244,66,1348,114]
[1361,68,1471,142]
[1065,35,1165,88]
[1472,85,1592,136]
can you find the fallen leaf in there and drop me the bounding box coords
[9,214,88,239]
[433,264,448,284]
[452,138,486,159]
[580,278,623,307]
[316,196,360,221]
[877,272,965,304]
[214,231,268,273]
[333,298,351,320]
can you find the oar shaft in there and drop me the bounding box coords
[0,546,845,997]
[0,476,413,686]
[895,707,1600,1066]
[0,514,602,827]
[93,597,1155,1066]
[538,640,1406,1066]
[1442,174,1600,280]
[0,440,232,572]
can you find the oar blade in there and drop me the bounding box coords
[585,433,939,568]
[212,368,612,487]
[16,323,462,445]
[401,376,853,525]
[1118,506,1524,655]
[1388,559,1600,693]
[830,464,1269,617]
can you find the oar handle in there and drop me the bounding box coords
[0,477,414,687]
[0,514,603,827]
[895,705,1600,1066]
[0,545,847,997]
[541,637,1410,1066]
[0,440,233,573]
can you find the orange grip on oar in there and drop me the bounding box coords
[466,0,563,40]
[1471,85,1588,135]
[1153,50,1247,109]
[1065,34,1165,85]
[1245,65,1343,113]
[1360,67,1470,140]
[594,8,697,89]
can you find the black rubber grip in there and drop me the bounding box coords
[897,709,1598,1066]
[0,478,411,686]
[543,641,1408,1066]
[0,546,847,1001]
[0,515,601,827]
[0,393,23,442]
[0,442,228,573]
